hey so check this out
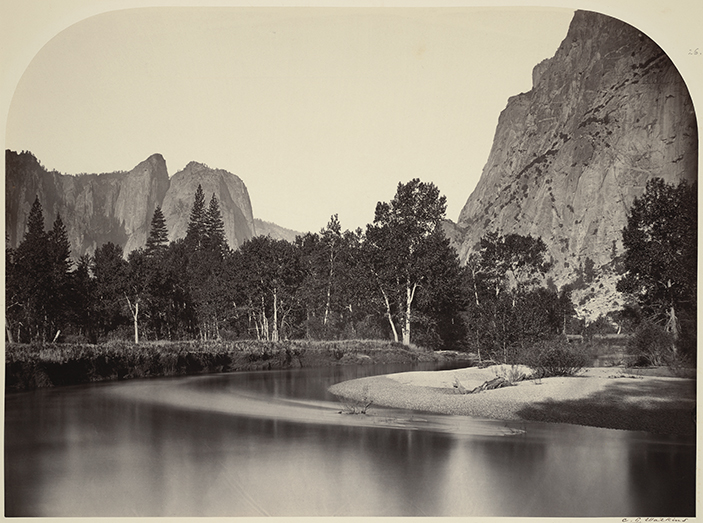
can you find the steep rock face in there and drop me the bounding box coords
[161,161,254,249]
[6,150,170,256]
[455,10,697,284]
[6,152,256,258]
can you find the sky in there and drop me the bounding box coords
[3,1,702,235]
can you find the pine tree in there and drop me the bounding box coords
[11,196,51,341]
[145,206,169,256]
[48,213,72,274]
[46,213,73,339]
[185,184,206,251]
[24,196,47,245]
[204,193,227,254]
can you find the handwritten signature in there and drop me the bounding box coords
[622,518,689,523]
[689,48,700,55]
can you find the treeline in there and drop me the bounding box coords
[6,177,694,365]
[6,179,569,355]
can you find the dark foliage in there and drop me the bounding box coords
[626,320,676,367]
[5,339,443,391]
[617,178,697,358]
[523,337,590,378]
[463,232,571,363]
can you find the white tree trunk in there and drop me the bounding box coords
[402,282,418,346]
[272,287,279,342]
[380,287,399,343]
[126,295,140,344]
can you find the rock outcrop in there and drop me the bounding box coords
[6,151,256,258]
[454,10,697,285]
[161,161,254,250]
[6,150,170,256]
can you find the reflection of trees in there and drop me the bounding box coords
[626,439,696,516]
[437,435,548,515]
[7,371,694,517]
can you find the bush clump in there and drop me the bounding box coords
[5,339,445,392]
[523,337,589,378]
[626,321,675,367]
[626,320,694,377]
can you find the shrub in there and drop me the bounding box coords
[492,364,530,384]
[626,321,675,367]
[523,338,589,378]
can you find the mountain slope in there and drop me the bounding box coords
[6,152,258,257]
[454,10,697,287]
[6,150,170,256]
[253,219,303,243]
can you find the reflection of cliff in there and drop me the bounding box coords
[5,150,255,258]
[453,10,697,284]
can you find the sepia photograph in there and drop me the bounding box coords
[2,0,698,518]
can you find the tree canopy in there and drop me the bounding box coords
[616,177,697,353]
[6,181,582,357]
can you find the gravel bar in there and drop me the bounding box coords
[328,366,696,435]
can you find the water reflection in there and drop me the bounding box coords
[5,365,695,517]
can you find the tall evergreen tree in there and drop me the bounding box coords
[185,184,206,250]
[9,197,51,341]
[204,193,227,254]
[92,242,129,337]
[24,196,47,245]
[69,254,96,342]
[46,213,73,339]
[145,206,169,256]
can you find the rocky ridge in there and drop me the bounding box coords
[5,151,256,257]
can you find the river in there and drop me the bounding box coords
[5,363,695,517]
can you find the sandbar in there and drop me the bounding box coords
[328,365,696,435]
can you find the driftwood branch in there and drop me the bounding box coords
[454,376,512,395]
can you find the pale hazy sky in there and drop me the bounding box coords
[3,2,702,234]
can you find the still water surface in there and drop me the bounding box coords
[5,363,695,517]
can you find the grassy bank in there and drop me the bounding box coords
[5,339,472,392]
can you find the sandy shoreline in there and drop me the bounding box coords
[328,365,697,436]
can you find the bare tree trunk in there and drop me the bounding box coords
[380,287,399,343]
[259,296,269,340]
[323,283,332,327]
[6,317,14,343]
[126,295,140,344]
[665,305,680,340]
[272,287,279,342]
[402,281,418,346]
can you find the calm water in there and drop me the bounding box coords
[5,363,695,517]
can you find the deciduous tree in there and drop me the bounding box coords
[617,177,697,354]
[364,179,448,345]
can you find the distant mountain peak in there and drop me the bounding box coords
[5,151,260,257]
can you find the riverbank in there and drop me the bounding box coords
[5,339,473,392]
[328,365,696,435]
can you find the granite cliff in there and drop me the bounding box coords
[6,151,170,256]
[5,151,256,258]
[161,161,254,250]
[454,10,697,291]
